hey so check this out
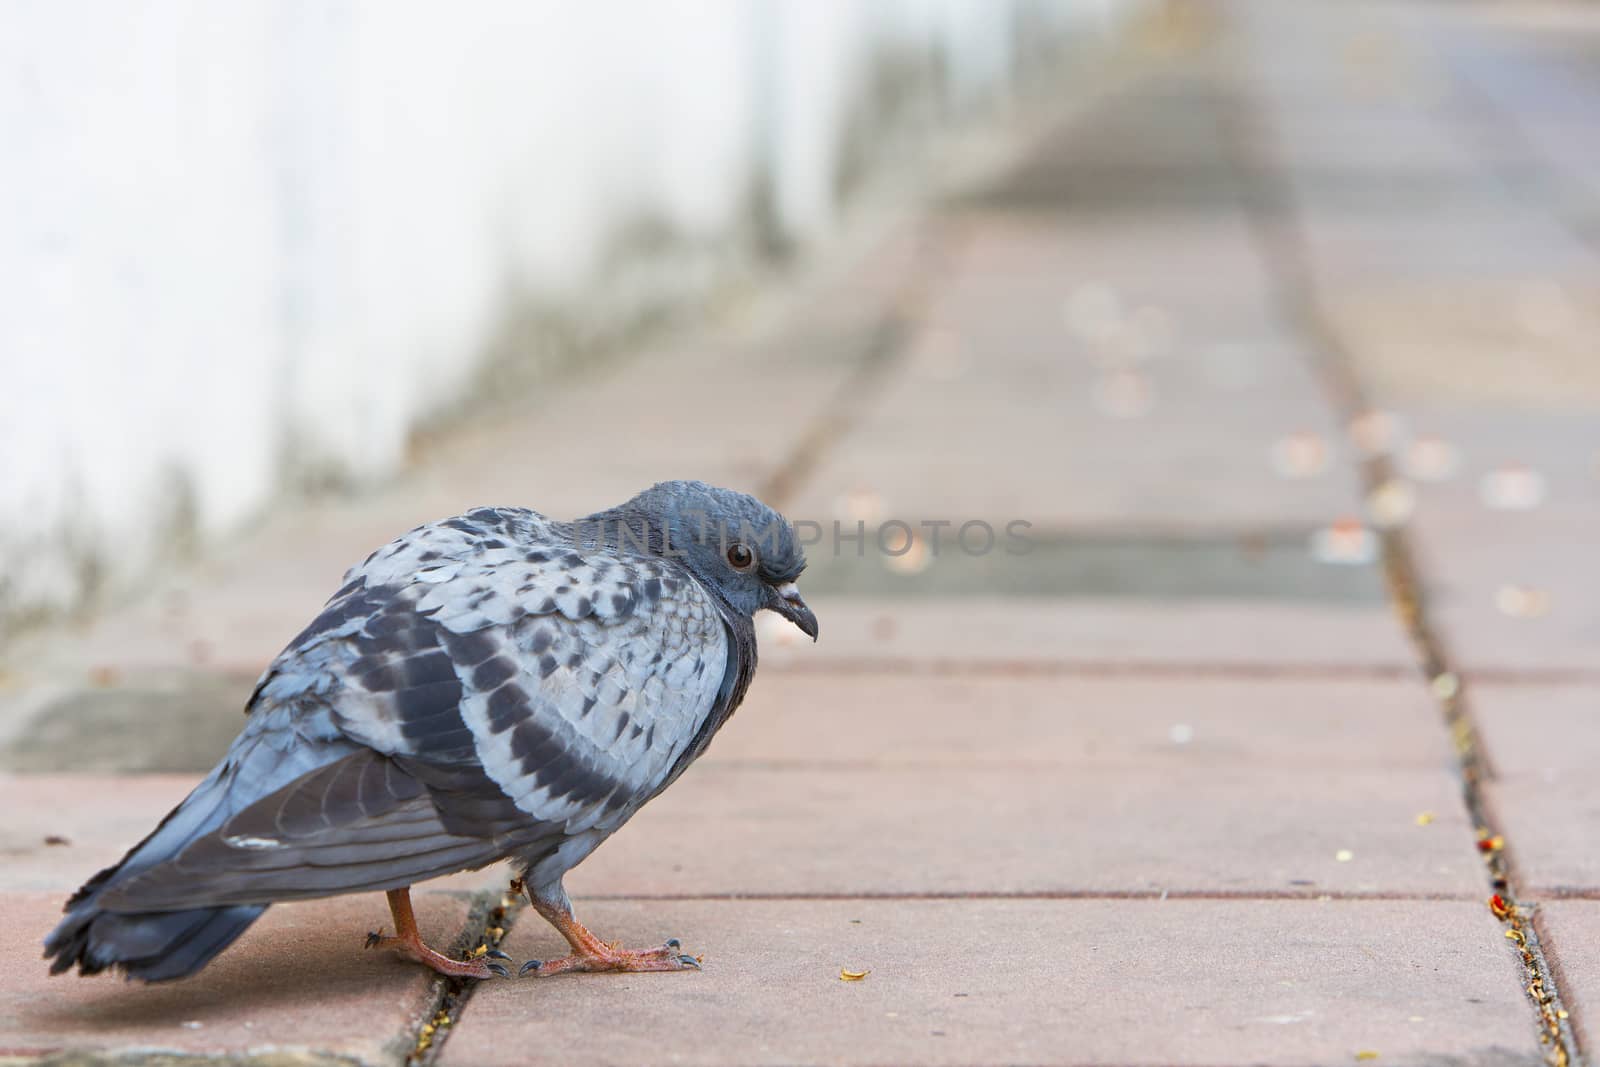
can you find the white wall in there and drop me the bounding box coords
[0,0,1122,628]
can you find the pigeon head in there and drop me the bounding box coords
[599,480,817,640]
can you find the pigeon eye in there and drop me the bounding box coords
[725,543,753,570]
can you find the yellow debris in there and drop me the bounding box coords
[840,968,871,982]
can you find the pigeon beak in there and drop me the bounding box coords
[770,581,818,641]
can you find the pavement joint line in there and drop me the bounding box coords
[400,887,523,1067]
[1213,23,1584,1066]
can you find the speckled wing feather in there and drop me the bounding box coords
[99,507,731,910]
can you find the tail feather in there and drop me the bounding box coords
[44,729,360,981]
[135,906,266,982]
[43,757,263,981]
[45,902,267,981]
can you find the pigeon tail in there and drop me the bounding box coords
[45,900,267,981]
[43,760,266,980]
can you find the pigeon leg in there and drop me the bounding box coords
[517,882,699,977]
[367,887,511,979]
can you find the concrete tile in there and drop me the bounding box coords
[443,898,1540,1067]
[0,891,466,1065]
[1352,413,1600,674]
[796,528,1390,613]
[716,674,1452,770]
[0,774,196,894]
[787,220,1364,528]
[0,672,253,774]
[1472,683,1600,778]
[1300,204,1597,287]
[933,214,1278,329]
[1398,413,1600,516]
[1474,685,1600,901]
[1468,683,1600,893]
[1324,287,1600,411]
[1537,901,1600,1054]
[567,763,1484,898]
[1266,111,1508,176]
[413,337,860,521]
[1410,509,1600,675]
[968,77,1245,219]
[1486,777,1600,897]
[788,405,1364,527]
[759,597,1415,671]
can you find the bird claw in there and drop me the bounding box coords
[518,943,701,977]
[364,930,384,950]
[485,961,512,978]
[485,948,513,961]
[664,938,681,950]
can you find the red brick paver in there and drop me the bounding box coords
[1,892,465,1063]
[444,899,1540,1067]
[569,761,1482,900]
[761,599,1415,673]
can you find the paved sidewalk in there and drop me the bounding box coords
[5,2,1600,1065]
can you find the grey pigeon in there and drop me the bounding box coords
[45,481,816,981]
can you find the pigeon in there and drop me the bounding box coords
[44,480,816,982]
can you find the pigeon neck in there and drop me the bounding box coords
[564,507,673,557]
